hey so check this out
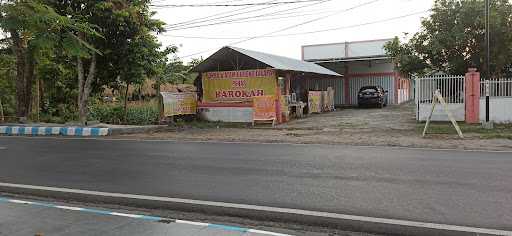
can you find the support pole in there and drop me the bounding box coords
[484,0,491,126]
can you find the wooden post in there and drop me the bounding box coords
[423,89,464,138]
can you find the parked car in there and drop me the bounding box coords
[357,86,388,108]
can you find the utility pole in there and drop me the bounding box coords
[483,0,493,128]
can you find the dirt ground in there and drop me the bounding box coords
[119,103,512,151]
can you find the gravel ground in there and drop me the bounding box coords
[118,103,512,151]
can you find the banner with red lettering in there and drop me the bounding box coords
[202,69,277,103]
[253,96,277,121]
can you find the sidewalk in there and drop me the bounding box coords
[0,196,296,236]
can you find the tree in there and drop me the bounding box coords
[0,0,99,120]
[385,0,512,76]
[0,49,15,121]
[117,34,168,122]
[49,0,167,124]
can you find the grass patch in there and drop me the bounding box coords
[417,122,512,139]
[89,100,159,125]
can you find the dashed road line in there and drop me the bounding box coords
[0,196,291,236]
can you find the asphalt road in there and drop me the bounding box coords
[0,137,511,231]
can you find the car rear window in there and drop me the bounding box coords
[360,88,377,93]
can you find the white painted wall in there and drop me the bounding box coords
[479,98,512,123]
[303,43,345,61]
[417,103,465,121]
[348,40,389,58]
[302,39,392,61]
[199,107,253,123]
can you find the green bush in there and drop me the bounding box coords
[125,105,159,125]
[89,103,159,125]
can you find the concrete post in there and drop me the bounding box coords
[465,68,480,124]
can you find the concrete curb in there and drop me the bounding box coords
[0,126,110,136]
[0,182,509,236]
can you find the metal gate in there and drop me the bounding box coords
[415,75,465,121]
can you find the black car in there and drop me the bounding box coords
[357,86,388,108]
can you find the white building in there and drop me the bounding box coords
[301,38,412,106]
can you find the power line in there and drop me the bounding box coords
[180,0,382,58]
[164,1,340,28]
[162,1,267,28]
[166,0,333,30]
[165,0,284,28]
[162,10,431,40]
[151,0,324,8]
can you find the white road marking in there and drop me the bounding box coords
[248,229,292,236]
[55,205,84,211]
[109,212,143,218]
[0,146,6,150]
[8,199,33,204]
[175,220,209,227]
[0,182,510,236]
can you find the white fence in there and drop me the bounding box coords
[415,75,466,121]
[480,78,512,123]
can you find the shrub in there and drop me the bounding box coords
[89,101,159,125]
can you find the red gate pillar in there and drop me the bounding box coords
[465,68,480,124]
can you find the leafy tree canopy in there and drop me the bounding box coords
[385,0,512,77]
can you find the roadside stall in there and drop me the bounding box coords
[191,46,341,124]
[160,92,198,122]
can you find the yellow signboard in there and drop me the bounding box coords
[202,69,277,103]
[161,92,197,117]
[253,96,277,121]
[308,91,322,114]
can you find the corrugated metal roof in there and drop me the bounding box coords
[228,47,340,76]
[191,46,341,77]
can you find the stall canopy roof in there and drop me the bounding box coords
[191,46,341,77]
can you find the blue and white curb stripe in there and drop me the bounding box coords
[0,197,291,236]
[0,126,110,136]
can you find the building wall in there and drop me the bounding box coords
[348,59,394,74]
[199,107,253,123]
[313,59,398,106]
[348,75,397,105]
[302,39,392,61]
[297,78,345,105]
